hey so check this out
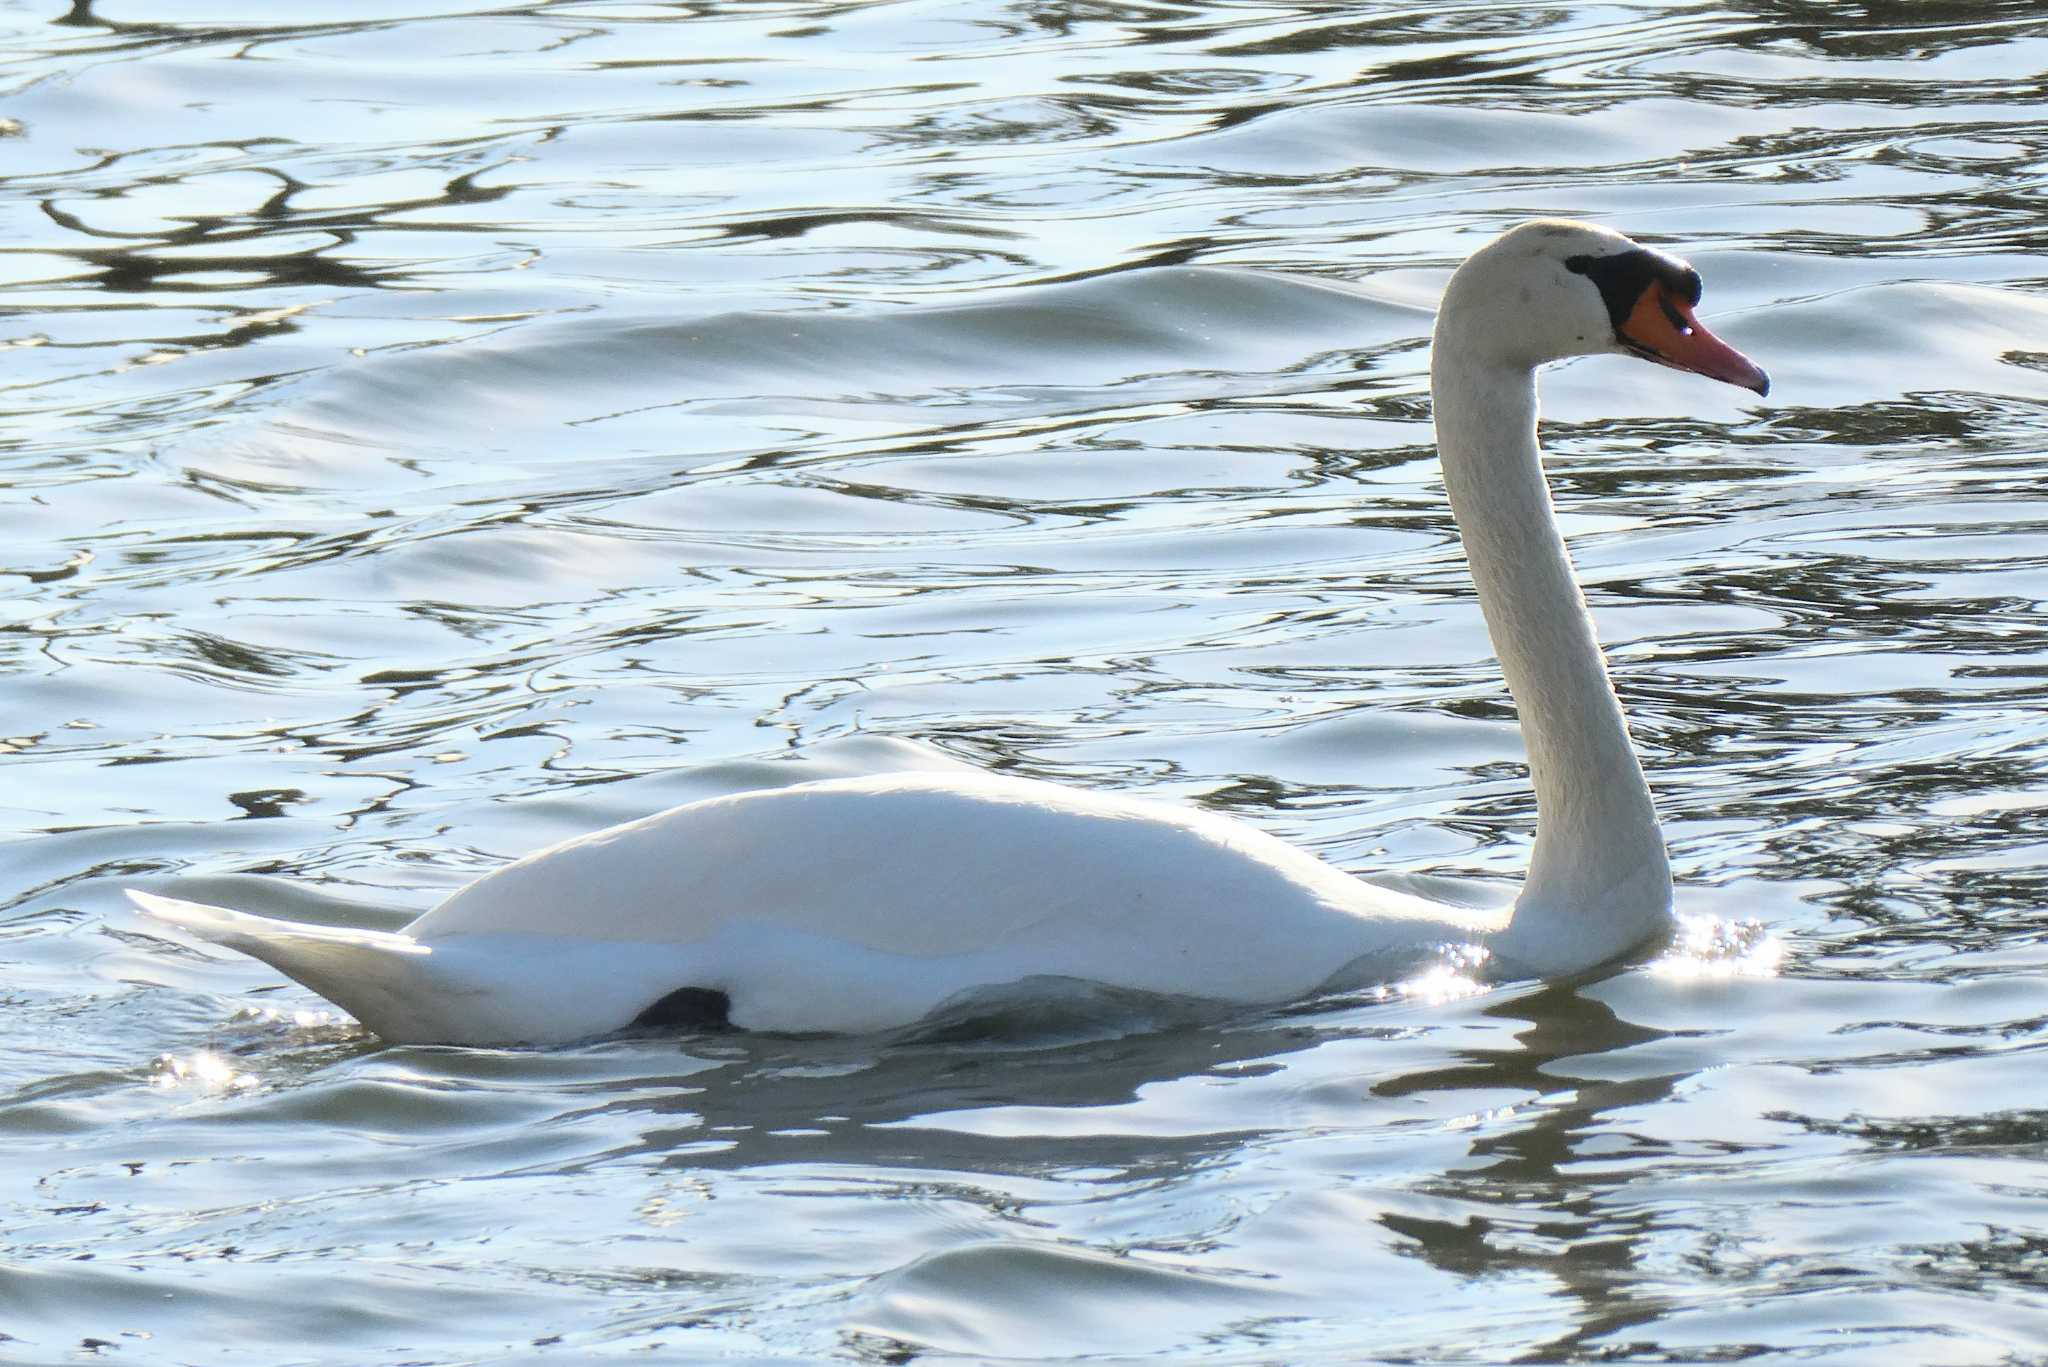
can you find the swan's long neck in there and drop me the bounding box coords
[1429,324,1672,970]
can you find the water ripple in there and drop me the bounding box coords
[8,0,2048,1361]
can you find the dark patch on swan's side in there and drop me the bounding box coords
[898,975,1232,1045]
[631,985,732,1030]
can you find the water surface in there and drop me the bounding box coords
[6,1,2048,1362]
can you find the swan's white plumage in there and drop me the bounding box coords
[135,773,1486,1041]
[134,219,1768,1045]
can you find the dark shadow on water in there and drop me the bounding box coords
[133,947,1779,1360]
[1374,982,1715,1361]
[424,982,1429,1186]
[512,973,1718,1358]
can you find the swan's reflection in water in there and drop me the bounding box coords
[121,920,1777,1359]
[388,959,1741,1359]
[1371,984,1690,1359]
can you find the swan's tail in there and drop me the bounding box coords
[130,889,438,1039]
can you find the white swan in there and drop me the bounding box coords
[132,220,1769,1045]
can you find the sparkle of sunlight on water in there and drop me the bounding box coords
[5,0,2048,1363]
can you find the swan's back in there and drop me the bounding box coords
[402,773,1475,1033]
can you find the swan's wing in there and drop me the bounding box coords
[409,773,1483,1025]
[411,773,1391,956]
[130,889,425,963]
[131,890,730,1044]
[133,774,1498,1042]
[131,890,438,1031]
[132,889,423,960]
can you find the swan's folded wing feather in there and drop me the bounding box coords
[129,889,464,1042]
[130,889,425,958]
[130,890,723,1044]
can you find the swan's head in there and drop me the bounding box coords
[1439,219,1769,396]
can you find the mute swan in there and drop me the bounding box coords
[133,220,1769,1045]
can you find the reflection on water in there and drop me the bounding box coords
[1652,914,1783,981]
[7,0,2048,1361]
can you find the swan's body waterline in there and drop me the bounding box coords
[134,219,1769,1045]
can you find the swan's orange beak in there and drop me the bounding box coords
[1619,282,1770,396]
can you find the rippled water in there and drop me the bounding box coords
[7,1,2048,1361]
